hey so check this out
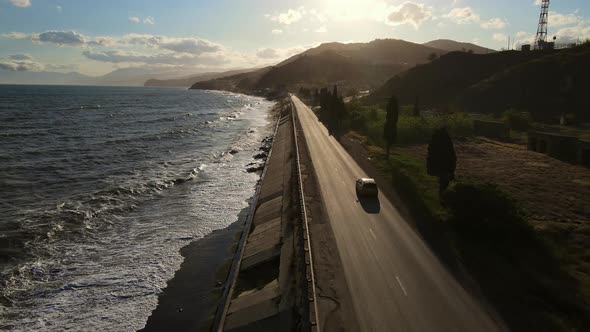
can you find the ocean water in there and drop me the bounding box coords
[0,85,274,331]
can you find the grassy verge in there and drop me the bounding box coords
[356,139,590,332]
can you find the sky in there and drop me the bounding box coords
[0,0,589,77]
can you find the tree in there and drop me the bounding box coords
[426,127,457,196]
[383,95,399,159]
[427,52,438,61]
[412,96,420,117]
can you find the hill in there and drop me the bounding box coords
[423,39,495,54]
[460,44,590,121]
[365,50,543,106]
[144,68,258,87]
[191,38,459,94]
[190,67,272,92]
[366,44,590,121]
[278,39,444,66]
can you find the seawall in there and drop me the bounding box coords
[213,100,317,331]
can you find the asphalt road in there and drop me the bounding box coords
[291,95,505,332]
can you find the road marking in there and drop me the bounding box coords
[396,276,408,296]
[369,228,376,240]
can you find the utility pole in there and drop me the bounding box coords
[534,0,550,50]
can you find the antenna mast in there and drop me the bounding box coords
[534,0,550,49]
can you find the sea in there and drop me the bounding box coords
[0,85,275,331]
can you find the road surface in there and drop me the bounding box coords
[291,95,505,331]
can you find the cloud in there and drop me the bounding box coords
[550,11,583,27]
[493,33,508,42]
[0,60,43,71]
[8,53,33,60]
[446,7,508,30]
[387,2,432,28]
[445,7,480,24]
[315,26,327,33]
[38,31,86,45]
[0,32,34,39]
[10,0,30,8]
[88,36,117,47]
[269,7,305,25]
[271,29,283,35]
[555,25,590,43]
[129,16,155,25]
[143,16,155,25]
[120,34,222,55]
[256,48,281,59]
[481,17,508,30]
[82,49,229,66]
[56,5,62,13]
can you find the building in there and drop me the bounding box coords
[528,131,580,162]
[578,139,590,167]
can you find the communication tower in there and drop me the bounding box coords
[534,0,550,49]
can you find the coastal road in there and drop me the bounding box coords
[291,95,505,331]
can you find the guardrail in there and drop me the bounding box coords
[291,99,320,332]
[212,105,283,332]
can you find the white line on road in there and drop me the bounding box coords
[369,228,377,240]
[396,276,408,296]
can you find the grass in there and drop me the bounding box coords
[348,103,475,146]
[344,133,590,332]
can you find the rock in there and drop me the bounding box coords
[254,152,267,159]
[246,165,264,173]
[229,148,239,154]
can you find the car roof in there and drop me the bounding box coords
[358,178,376,184]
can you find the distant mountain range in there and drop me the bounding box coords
[0,67,210,86]
[190,39,481,93]
[143,68,258,87]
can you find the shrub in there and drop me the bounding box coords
[443,182,535,247]
[503,109,532,131]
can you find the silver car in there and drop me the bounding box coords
[355,178,378,197]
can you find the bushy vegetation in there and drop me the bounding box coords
[345,101,474,145]
[427,127,456,194]
[363,144,590,331]
[502,109,533,131]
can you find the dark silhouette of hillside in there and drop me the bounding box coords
[460,44,590,121]
[366,50,544,106]
[255,50,406,91]
[279,39,445,67]
[191,38,458,94]
[144,68,258,87]
[190,67,271,92]
[423,39,495,54]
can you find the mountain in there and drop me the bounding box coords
[190,67,272,92]
[255,50,407,92]
[423,39,495,54]
[144,68,258,87]
[0,71,95,85]
[366,44,590,121]
[191,38,457,94]
[278,38,445,67]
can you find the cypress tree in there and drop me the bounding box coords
[383,95,399,159]
[427,127,457,195]
[413,96,420,117]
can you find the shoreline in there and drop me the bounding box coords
[140,100,282,331]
